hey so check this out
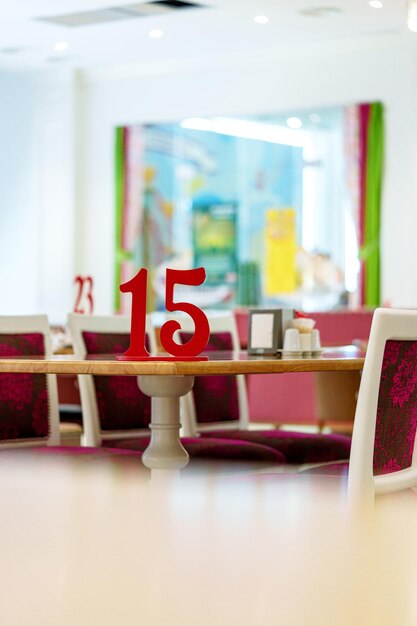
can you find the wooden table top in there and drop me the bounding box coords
[0,346,365,376]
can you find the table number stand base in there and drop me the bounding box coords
[117,356,208,362]
[138,375,195,470]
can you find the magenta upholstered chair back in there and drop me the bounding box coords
[0,333,49,443]
[373,340,417,475]
[180,332,240,425]
[180,330,240,425]
[0,315,59,447]
[82,331,151,432]
[68,314,157,447]
[348,309,417,504]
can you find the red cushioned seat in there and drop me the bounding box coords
[103,436,286,463]
[200,429,351,464]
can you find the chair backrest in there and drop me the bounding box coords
[164,311,249,436]
[68,313,157,446]
[0,315,60,448]
[348,308,417,503]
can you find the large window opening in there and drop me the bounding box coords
[115,106,362,312]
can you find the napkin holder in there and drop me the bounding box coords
[247,308,295,355]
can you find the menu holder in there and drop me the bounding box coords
[247,308,295,356]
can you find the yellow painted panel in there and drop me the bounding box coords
[265,208,296,294]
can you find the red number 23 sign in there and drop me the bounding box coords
[119,267,210,360]
[74,275,94,314]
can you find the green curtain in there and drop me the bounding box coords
[114,127,125,312]
[362,102,384,307]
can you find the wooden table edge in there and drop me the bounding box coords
[0,355,365,376]
[173,357,364,375]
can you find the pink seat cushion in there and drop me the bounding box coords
[200,429,351,464]
[103,436,286,463]
[0,333,49,441]
[82,331,151,431]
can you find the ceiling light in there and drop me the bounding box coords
[369,0,383,7]
[149,28,164,38]
[53,41,69,52]
[254,15,269,24]
[286,117,303,129]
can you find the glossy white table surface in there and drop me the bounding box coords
[0,449,416,626]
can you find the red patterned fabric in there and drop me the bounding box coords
[181,330,240,424]
[201,429,351,464]
[103,435,286,463]
[82,332,151,431]
[0,333,49,441]
[373,340,417,475]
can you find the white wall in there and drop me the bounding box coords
[0,72,40,314]
[0,68,75,324]
[36,69,76,324]
[75,33,417,309]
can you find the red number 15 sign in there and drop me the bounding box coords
[118,267,210,361]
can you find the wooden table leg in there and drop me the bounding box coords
[137,375,194,470]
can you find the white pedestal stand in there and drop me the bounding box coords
[138,375,194,470]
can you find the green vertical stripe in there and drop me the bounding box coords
[114,127,125,312]
[364,102,384,307]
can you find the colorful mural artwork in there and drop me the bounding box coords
[115,121,303,310]
[193,201,237,280]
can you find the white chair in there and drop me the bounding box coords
[0,315,60,448]
[166,311,249,436]
[348,308,417,504]
[165,311,352,464]
[68,313,157,447]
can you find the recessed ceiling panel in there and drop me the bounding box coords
[36,0,206,27]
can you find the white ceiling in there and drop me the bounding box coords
[0,0,409,70]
